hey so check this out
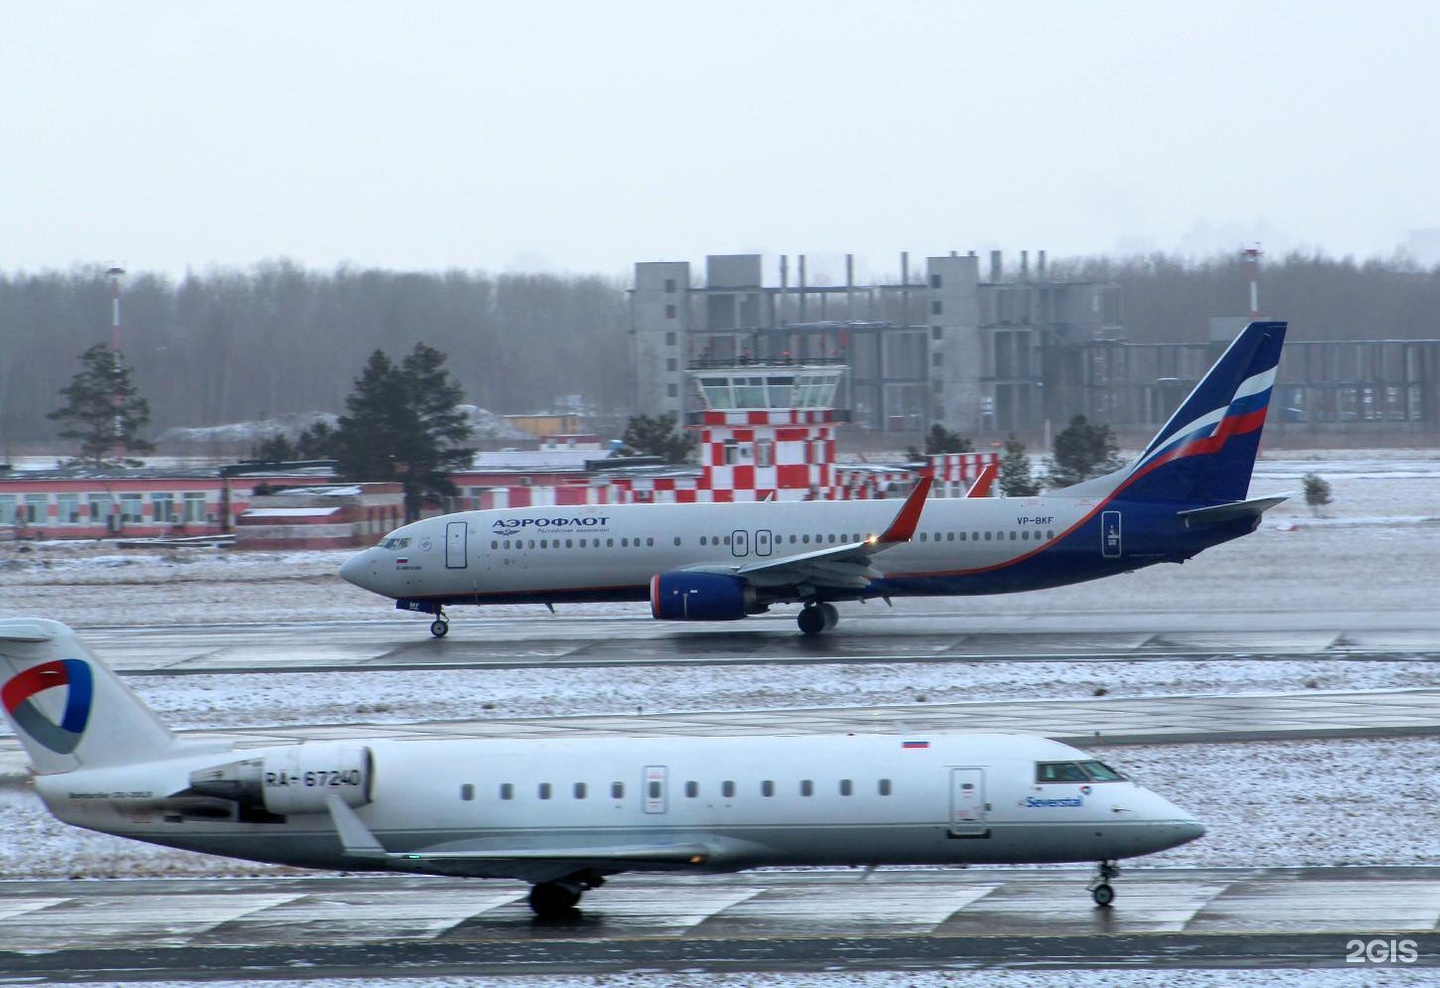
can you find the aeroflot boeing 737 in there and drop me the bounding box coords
[0,619,1204,915]
[341,322,1287,637]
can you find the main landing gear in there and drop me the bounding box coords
[528,873,605,918]
[796,602,840,635]
[1089,859,1120,907]
[429,615,449,638]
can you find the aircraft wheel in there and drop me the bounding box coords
[819,602,839,630]
[430,619,449,638]
[1091,882,1115,907]
[797,606,826,635]
[529,881,581,917]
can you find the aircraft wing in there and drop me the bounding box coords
[726,474,932,592]
[383,841,710,865]
[327,795,721,882]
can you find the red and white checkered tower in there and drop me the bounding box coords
[690,360,846,501]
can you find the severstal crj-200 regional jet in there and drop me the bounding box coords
[340,321,1288,637]
[0,619,1205,915]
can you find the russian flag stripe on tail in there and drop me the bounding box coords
[1105,321,1287,506]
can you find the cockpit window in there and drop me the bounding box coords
[1035,761,1090,783]
[1078,760,1125,781]
[379,536,412,550]
[1035,760,1125,784]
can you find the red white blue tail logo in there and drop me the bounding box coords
[1115,322,1286,504]
[1,659,94,755]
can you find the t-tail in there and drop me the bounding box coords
[1058,321,1287,506]
[0,618,176,776]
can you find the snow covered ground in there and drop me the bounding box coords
[1,452,1438,889]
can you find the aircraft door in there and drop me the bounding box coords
[1101,510,1122,558]
[948,768,988,837]
[643,765,668,814]
[446,521,468,569]
[730,529,749,558]
[755,529,773,556]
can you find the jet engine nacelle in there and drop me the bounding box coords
[649,572,758,621]
[189,744,373,815]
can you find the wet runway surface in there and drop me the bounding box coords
[2,869,1437,979]
[73,607,1440,674]
[3,611,1438,774]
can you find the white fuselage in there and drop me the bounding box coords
[339,493,1154,607]
[36,732,1203,883]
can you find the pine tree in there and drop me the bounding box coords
[906,423,973,460]
[621,413,695,464]
[1044,415,1124,488]
[47,343,156,468]
[295,420,338,459]
[332,344,475,521]
[999,435,1041,497]
[251,432,296,461]
[1302,472,1332,516]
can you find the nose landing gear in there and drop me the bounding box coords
[397,600,449,637]
[1089,860,1120,906]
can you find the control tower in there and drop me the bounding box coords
[688,358,847,500]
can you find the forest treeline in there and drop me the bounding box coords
[3,252,1438,444]
[1053,251,1440,343]
[0,262,630,445]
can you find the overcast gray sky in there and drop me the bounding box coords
[5,2,1438,281]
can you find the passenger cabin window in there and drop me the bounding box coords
[538,783,552,800]
[499,783,514,800]
[761,780,775,797]
[685,781,699,798]
[611,782,625,799]
[800,780,814,796]
[722,781,736,798]
[839,779,853,796]
[573,782,587,799]
[878,778,893,796]
[460,784,475,801]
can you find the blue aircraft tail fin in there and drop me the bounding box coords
[1062,321,1287,505]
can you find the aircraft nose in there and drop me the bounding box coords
[339,550,376,590]
[1176,818,1207,844]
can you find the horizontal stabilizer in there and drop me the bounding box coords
[1177,495,1288,528]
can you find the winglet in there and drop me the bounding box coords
[873,474,932,545]
[964,462,998,498]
